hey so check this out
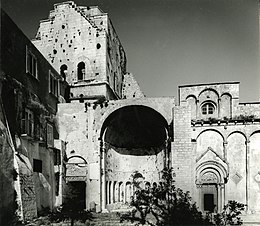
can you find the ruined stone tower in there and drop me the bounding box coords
[32,1,127,101]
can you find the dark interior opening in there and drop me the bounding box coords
[102,105,168,149]
[204,193,214,212]
[65,181,86,210]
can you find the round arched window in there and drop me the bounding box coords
[201,102,215,115]
[77,62,85,80]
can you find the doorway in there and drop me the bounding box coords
[204,194,214,212]
[64,181,86,210]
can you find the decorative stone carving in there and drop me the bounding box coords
[201,172,218,184]
[254,171,260,183]
[254,172,260,190]
[231,172,243,185]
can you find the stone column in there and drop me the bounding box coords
[100,141,107,212]
[217,184,221,212]
[246,140,250,212]
[223,141,228,161]
[110,181,114,204]
[196,99,199,118]
[114,182,119,203]
[221,184,225,211]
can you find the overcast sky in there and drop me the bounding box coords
[2,0,260,102]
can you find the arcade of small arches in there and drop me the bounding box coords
[186,88,233,119]
[105,179,157,206]
[194,129,260,212]
[59,61,90,82]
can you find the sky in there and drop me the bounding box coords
[2,0,260,102]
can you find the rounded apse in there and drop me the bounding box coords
[101,105,168,151]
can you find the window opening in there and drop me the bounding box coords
[77,62,85,80]
[60,64,68,80]
[33,159,42,173]
[49,70,59,96]
[46,123,54,148]
[26,46,38,78]
[21,108,34,137]
[202,103,215,115]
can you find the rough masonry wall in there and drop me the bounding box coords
[122,73,145,99]
[106,19,127,98]
[17,138,56,216]
[33,2,127,100]
[32,2,107,98]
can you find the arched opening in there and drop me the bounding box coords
[201,102,215,115]
[100,105,170,210]
[196,162,228,213]
[60,64,68,80]
[64,156,88,211]
[77,62,85,81]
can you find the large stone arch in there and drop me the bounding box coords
[248,131,260,212]
[196,129,224,159]
[226,133,246,204]
[195,160,228,213]
[97,98,174,138]
[99,104,171,211]
[186,95,197,119]
[220,93,232,118]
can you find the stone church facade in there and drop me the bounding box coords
[1,1,260,222]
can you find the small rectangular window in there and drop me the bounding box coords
[33,159,42,173]
[21,108,34,137]
[46,123,54,148]
[54,149,61,165]
[26,46,38,78]
[49,70,59,96]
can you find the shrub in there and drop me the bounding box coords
[121,168,213,225]
[214,200,246,226]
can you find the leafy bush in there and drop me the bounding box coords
[120,168,245,226]
[121,168,213,225]
[214,200,246,226]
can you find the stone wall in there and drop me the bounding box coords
[32,1,126,101]
[172,104,194,195]
[122,73,145,99]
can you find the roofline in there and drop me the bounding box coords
[178,81,240,88]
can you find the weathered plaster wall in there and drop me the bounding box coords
[1,10,67,220]
[0,113,16,225]
[18,138,56,215]
[105,145,165,183]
